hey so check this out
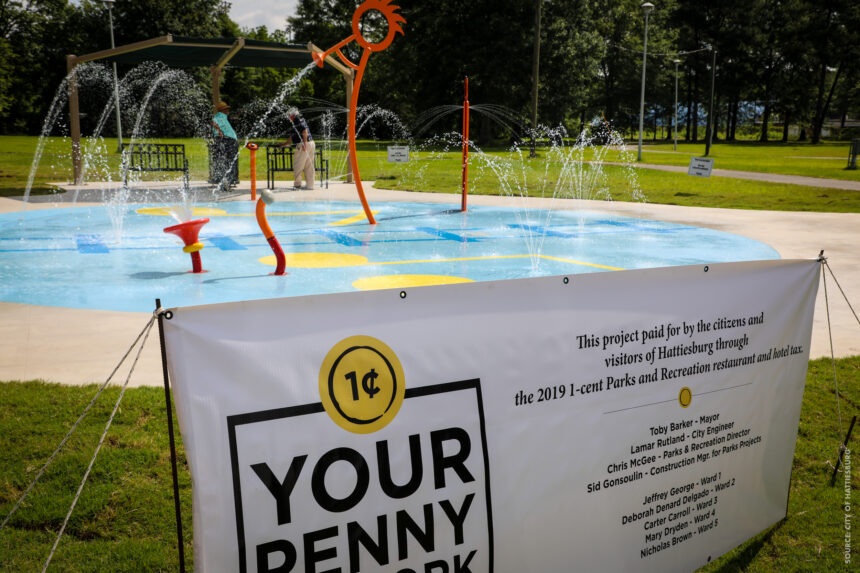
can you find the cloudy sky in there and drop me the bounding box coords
[229,0,299,33]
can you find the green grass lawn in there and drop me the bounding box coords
[0,382,193,571]
[629,141,860,182]
[0,136,218,197]
[700,356,860,572]
[2,136,859,213]
[365,151,860,212]
[0,356,857,571]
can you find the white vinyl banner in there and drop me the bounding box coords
[163,259,820,573]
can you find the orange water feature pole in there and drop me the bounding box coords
[461,76,470,212]
[246,142,258,201]
[312,0,406,225]
[256,190,286,275]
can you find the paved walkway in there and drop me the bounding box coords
[1,180,858,386]
[617,162,860,191]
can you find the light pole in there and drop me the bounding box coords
[530,0,544,158]
[673,58,680,151]
[704,44,716,157]
[637,2,654,162]
[101,0,123,152]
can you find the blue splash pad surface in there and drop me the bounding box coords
[0,200,779,312]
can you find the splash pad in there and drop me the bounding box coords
[0,190,778,312]
[4,0,780,315]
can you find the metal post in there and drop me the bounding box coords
[246,143,258,201]
[705,46,716,157]
[155,299,186,572]
[638,3,654,162]
[673,59,680,151]
[211,67,221,107]
[103,1,123,152]
[461,77,470,212]
[67,55,83,185]
[344,70,354,183]
[530,0,542,158]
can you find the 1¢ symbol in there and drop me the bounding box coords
[320,335,406,434]
[362,369,380,398]
[345,369,381,399]
[328,346,395,426]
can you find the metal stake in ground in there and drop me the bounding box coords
[831,415,857,486]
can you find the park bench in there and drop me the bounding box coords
[121,143,190,189]
[266,145,329,189]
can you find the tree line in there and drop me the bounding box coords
[1,0,858,143]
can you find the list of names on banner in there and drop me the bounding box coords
[608,411,755,559]
[512,308,804,559]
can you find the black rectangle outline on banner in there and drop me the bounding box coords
[227,379,494,573]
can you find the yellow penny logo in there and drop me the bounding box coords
[678,387,693,408]
[319,335,405,433]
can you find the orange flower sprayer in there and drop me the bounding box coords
[312,0,406,225]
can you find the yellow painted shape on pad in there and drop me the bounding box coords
[137,207,226,216]
[259,252,370,268]
[328,211,379,226]
[263,210,362,217]
[259,251,624,271]
[538,255,623,271]
[352,275,474,290]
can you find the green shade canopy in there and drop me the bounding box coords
[72,34,314,69]
[65,34,353,186]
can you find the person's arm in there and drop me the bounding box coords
[211,120,224,138]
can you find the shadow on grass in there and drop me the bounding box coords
[705,519,784,572]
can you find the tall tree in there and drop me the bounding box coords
[0,0,230,133]
[109,0,226,42]
[805,0,856,143]
[538,0,603,131]
[0,0,84,132]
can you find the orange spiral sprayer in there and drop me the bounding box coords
[312,0,406,225]
[256,190,286,275]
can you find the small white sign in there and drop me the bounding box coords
[688,157,715,177]
[387,145,409,163]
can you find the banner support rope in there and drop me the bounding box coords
[41,316,156,572]
[823,258,860,328]
[818,253,859,484]
[0,315,156,533]
[155,298,187,573]
[819,252,843,437]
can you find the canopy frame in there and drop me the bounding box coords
[66,34,354,184]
